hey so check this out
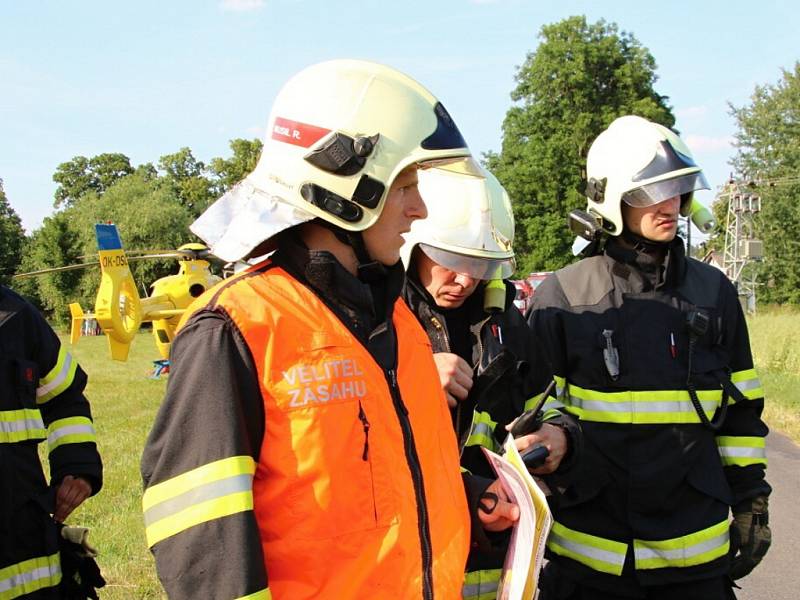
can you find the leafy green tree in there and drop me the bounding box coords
[70,171,195,304]
[158,147,215,217]
[0,179,25,286]
[53,153,134,208]
[210,138,263,194]
[486,16,674,273]
[18,212,83,323]
[729,62,800,304]
[22,171,194,323]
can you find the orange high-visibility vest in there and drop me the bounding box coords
[213,263,470,599]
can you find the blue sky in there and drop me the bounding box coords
[1,0,797,235]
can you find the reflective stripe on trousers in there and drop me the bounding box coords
[462,568,501,600]
[548,519,730,575]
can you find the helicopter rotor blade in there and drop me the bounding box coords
[13,262,101,279]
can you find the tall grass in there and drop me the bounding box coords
[747,306,800,441]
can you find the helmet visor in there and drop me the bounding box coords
[419,244,515,280]
[417,156,485,178]
[622,171,710,208]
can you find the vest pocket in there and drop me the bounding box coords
[281,397,398,541]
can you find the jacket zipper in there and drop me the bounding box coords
[358,401,378,523]
[358,401,370,461]
[386,368,434,600]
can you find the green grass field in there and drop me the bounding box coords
[61,332,166,598]
[54,308,799,598]
[747,307,800,441]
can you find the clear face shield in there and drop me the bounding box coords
[621,171,710,208]
[419,244,516,280]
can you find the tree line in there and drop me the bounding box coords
[5,140,262,322]
[2,16,798,321]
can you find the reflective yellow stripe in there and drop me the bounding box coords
[47,416,96,452]
[0,409,46,443]
[524,392,545,412]
[462,568,502,599]
[546,521,628,576]
[235,588,271,600]
[554,375,566,398]
[36,346,78,404]
[143,456,256,547]
[0,552,61,600]
[731,368,764,400]
[464,410,499,452]
[541,398,566,413]
[541,408,564,422]
[560,382,722,424]
[634,520,729,570]
[716,436,767,466]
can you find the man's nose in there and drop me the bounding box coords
[454,272,477,288]
[659,195,681,214]
[407,187,427,220]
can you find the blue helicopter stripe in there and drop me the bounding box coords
[95,224,123,251]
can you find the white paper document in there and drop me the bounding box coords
[482,435,552,600]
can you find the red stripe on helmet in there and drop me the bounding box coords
[271,117,331,148]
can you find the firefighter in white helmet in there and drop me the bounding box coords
[141,59,518,600]
[530,115,771,599]
[401,166,582,598]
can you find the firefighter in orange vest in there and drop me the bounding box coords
[140,60,518,600]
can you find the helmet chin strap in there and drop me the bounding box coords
[345,231,388,283]
[315,219,387,283]
[621,228,670,254]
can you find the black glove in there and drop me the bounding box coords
[58,524,106,600]
[729,495,771,580]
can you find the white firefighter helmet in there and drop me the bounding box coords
[400,166,515,280]
[584,115,710,235]
[192,59,481,262]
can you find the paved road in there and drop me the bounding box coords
[736,431,800,600]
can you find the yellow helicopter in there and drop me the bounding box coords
[18,223,221,362]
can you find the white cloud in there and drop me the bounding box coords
[676,105,708,119]
[220,0,265,12]
[684,134,734,154]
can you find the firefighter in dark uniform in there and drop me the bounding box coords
[529,115,771,600]
[1,285,103,599]
[401,167,581,599]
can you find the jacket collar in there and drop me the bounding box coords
[271,230,405,337]
[605,235,687,290]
